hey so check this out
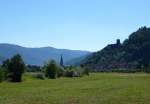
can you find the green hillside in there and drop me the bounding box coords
[82,27,150,71]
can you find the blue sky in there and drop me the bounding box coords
[0,0,150,51]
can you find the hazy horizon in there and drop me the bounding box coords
[1,0,150,51]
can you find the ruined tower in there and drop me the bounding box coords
[116,39,121,45]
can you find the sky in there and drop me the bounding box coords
[0,0,150,51]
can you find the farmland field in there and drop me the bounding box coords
[0,73,150,104]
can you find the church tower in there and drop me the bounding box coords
[60,55,64,67]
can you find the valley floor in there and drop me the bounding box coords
[0,73,150,104]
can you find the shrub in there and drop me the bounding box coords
[64,70,74,77]
[0,68,7,82]
[83,67,90,76]
[80,65,90,76]
[57,67,64,77]
[44,60,58,79]
[32,73,45,80]
[0,68,4,82]
[64,67,83,78]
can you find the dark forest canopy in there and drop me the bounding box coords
[82,27,150,72]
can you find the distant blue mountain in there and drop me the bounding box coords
[0,56,6,65]
[65,54,90,66]
[0,43,91,66]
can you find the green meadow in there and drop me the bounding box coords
[0,73,150,104]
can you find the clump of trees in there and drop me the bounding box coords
[0,55,90,83]
[44,60,60,79]
[64,66,82,77]
[63,65,89,77]
[43,60,90,79]
[1,54,25,82]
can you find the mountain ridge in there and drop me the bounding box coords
[0,43,91,65]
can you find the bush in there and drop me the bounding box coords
[74,67,83,77]
[0,68,4,82]
[44,60,59,79]
[64,70,74,77]
[83,67,90,76]
[0,67,8,82]
[32,73,45,80]
[0,68,7,82]
[57,67,64,77]
[64,67,83,78]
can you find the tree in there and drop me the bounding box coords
[2,59,10,69]
[80,64,90,76]
[44,60,58,79]
[0,68,4,82]
[57,67,64,77]
[3,54,25,82]
[84,67,90,76]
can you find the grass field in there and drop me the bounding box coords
[0,73,150,104]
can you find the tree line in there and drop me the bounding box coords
[0,54,89,83]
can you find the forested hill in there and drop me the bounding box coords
[82,27,150,71]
